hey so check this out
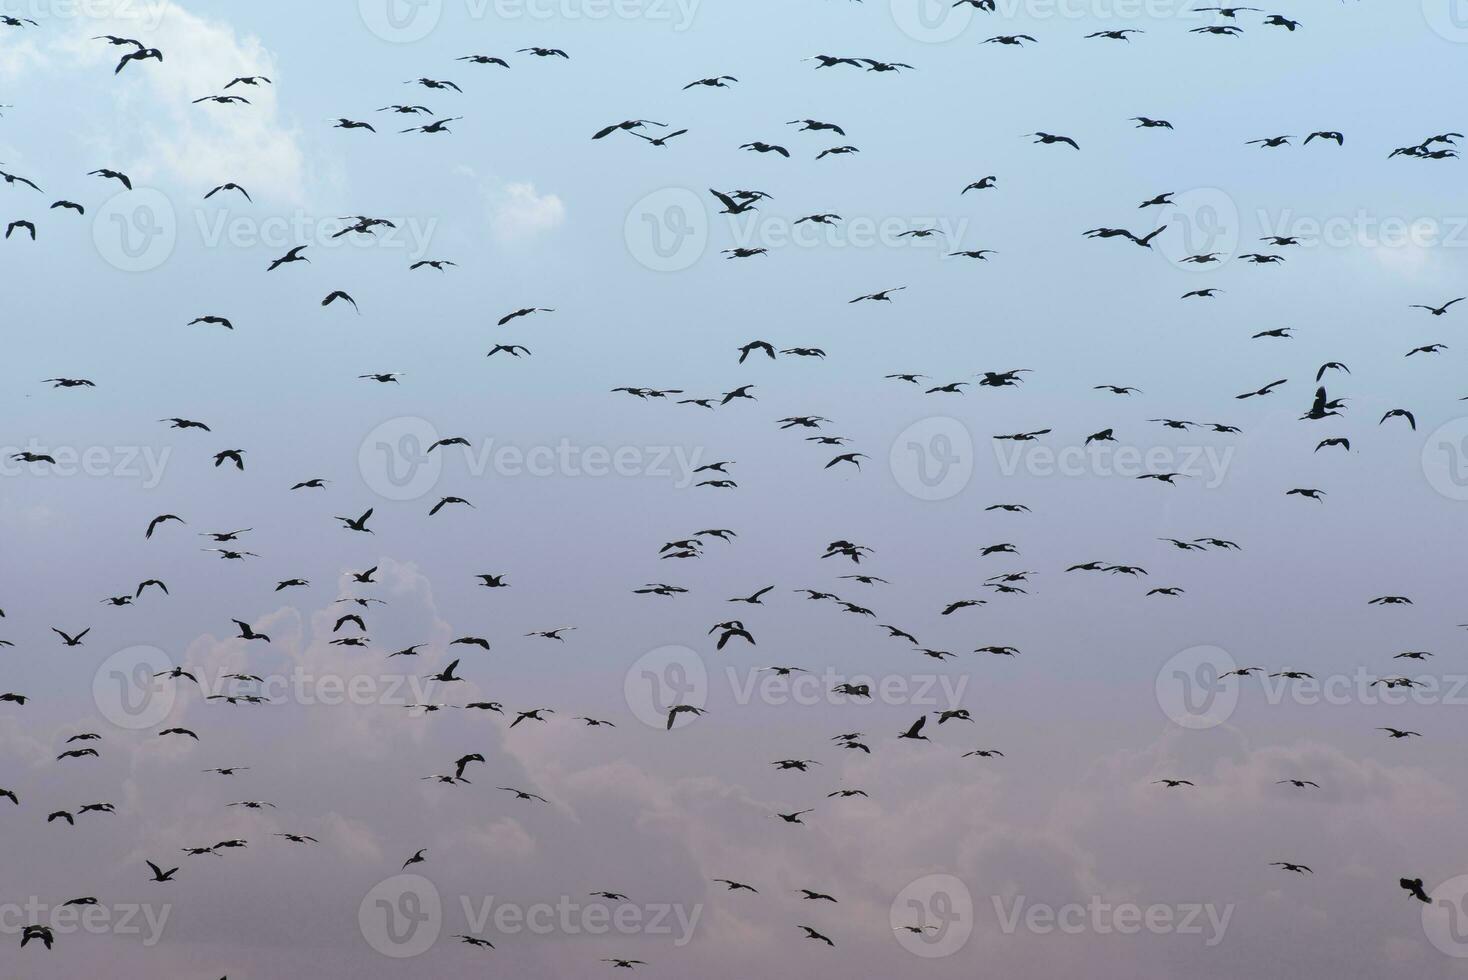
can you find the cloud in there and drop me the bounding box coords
[55,1,307,203]
[0,36,47,83]
[486,180,566,244]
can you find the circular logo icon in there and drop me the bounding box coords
[358,417,443,501]
[359,874,442,957]
[891,874,974,957]
[1422,874,1468,956]
[625,188,708,272]
[92,188,176,273]
[890,0,974,43]
[93,645,177,730]
[1154,187,1240,271]
[359,0,443,42]
[624,645,707,729]
[1423,0,1468,43]
[890,417,974,501]
[1155,645,1240,730]
[1422,417,1468,501]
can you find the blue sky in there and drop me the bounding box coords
[3,0,1468,977]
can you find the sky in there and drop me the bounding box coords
[3,0,1468,977]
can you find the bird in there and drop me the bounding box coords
[850,287,907,304]
[322,290,358,312]
[1083,226,1167,247]
[1401,878,1431,903]
[498,307,554,326]
[1411,298,1464,316]
[1025,132,1079,149]
[145,861,179,882]
[267,245,309,270]
[667,705,706,729]
[741,141,790,157]
[1263,14,1301,30]
[232,620,270,643]
[1380,409,1416,430]
[115,47,164,73]
[334,508,374,532]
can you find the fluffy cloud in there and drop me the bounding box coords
[54,0,307,203]
[486,180,566,244]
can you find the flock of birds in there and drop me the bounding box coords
[0,2,1458,971]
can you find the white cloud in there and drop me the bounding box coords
[54,0,307,204]
[487,180,565,244]
[0,36,47,83]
